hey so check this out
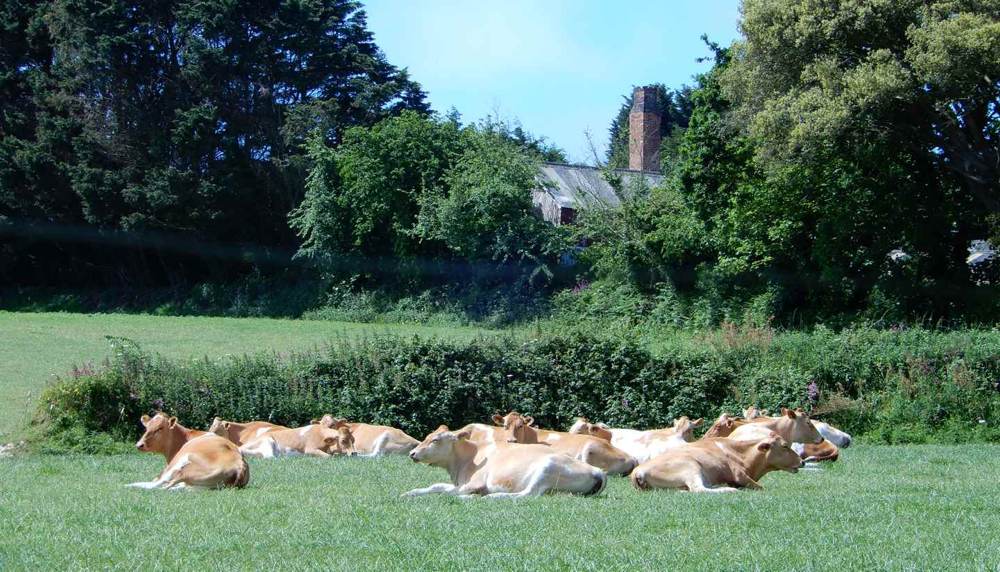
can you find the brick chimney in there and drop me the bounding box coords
[628,86,661,172]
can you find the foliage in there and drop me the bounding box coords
[0,0,429,288]
[34,328,1000,451]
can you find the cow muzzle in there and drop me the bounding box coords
[135,440,147,451]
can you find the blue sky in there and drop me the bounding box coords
[363,0,742,164]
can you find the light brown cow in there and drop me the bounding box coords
[127,413,249,491]
[314,415,419,457]
[240,423,356,458]
[701,413,749,439]
[727,408,824,444]
[630,433,803,492]
[208,417,288,446]
[794,439,840,462]
[403,425,606,498]
[494,412,636,476]
[567,416,703,464]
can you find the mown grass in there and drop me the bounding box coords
[0,445,997,570]
[0,311,507,440]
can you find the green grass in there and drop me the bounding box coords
[0,311,505,440]
[0,446,997,570]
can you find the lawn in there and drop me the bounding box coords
[0,311,504,440]
[0,445,997,570]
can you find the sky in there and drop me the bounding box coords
[363,0,742,164]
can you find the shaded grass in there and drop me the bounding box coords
[0,311,507,440]
[0,445,997,570]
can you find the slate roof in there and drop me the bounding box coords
[535,163,665,210]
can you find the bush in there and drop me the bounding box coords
[32,328,1000,452]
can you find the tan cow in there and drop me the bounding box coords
[493,412,636,476]
[727,408,824,444]
[701,413,750,439]
[208,417,288,446]
[630,433,803,493]
[793,439,840,462]
[127,413,249,491]
[314,415,419,457]
[567,416,703,464]
[240,423,356,458]
[403,425,606,498]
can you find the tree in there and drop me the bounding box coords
[1,0,429,286]
[291,111,462,259]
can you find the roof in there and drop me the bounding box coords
[535,163,665,210]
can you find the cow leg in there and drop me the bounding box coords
[401,482,458,497]
[304,448,331,458]
[359,433,391,458]
[685,474,738,493]
[127,454,191,490]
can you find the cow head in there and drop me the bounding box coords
[492,411,537,443]
[567,417,613,441]
[779,408,823,444]
[409,425,472,467]
[703,413,738,439]
[743,406,768,419]
[811,420,852,448]
[324,425,357,456]
[672,416,703,441]
[755,434,804,474]
[136,413,180,455]
[314,414,349,429]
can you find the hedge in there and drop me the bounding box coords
[32,328,1000,452]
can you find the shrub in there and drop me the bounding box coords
[32,328,1000,452]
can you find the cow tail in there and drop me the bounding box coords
[233,455,250,489]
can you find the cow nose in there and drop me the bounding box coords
[135,441,144,450]
[408,451,417,461]
[843,437,852,448]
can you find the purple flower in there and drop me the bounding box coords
[806,381,819,404]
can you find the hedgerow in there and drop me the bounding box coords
[32,328,1000,452]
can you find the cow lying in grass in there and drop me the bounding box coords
[314,415,420,457]
[727,408,824,444]
[568,416,703,464]
[208,417,287,446]
[705,409,849,462]
[403,425,606,499]
[495,412,637,476]
[128,413,249,491]
[631,433,803,493]
[240,422,356,458]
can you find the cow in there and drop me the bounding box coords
[314,415,419,457]
[701,413,749,439]
[794,439,840,462]
[208,417,288,446]
[811,419,852,448]
[567,416,703,464]
[493,412,636,476]
[402,425,606,499]
[727,408,824,444]
[127,413,249,491]
[630,433,803,493]
[240,422,356,458]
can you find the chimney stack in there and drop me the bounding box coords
[628,86,661,172]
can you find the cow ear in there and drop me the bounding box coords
[691,418,704,427]
[757,441,772,451]
[524,416,534,426]
[140,414,151,426]
[168,416,178,428]
[491,414,504,425]
[434,424,449,433]
[455,430,472,441]
[222,421,232,429]
[782,408,795,419]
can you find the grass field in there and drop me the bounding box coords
[0,311,503,440]
[2,311,998,570]
[1,446,997,570]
